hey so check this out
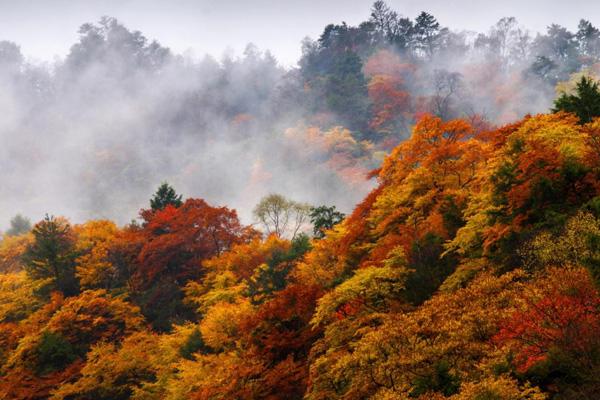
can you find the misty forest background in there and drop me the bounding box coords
[2,0,599,227]
[3,1,600,399]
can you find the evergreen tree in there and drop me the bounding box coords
[6,214,31,236]
[325,51,370,133]
[150,182,183,211]
[309,205,345,238]
[553,76,600,123]
[577,19,600,59]
[23,215,79,297]
[412,12,447,57]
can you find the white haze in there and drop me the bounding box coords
[0,19,376,229]
[0,13,564,230]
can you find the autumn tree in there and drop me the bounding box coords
[447,112,598,267]
[307,267,529,399]
[138,199,253,287]
[368,74,412,134]
[364,49,415,136]
[246,234,311,303]
[134,198,255,330]
[0,232,33,273]
[73,220,119,290]
[50,332,159,400]
[521,211,600,283]
[23,216,79,297]
[495,267,600,397]
[0,271,40,323]
[0,290,145,399]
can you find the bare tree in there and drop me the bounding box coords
[431,69,463,120]
[253,194,311,239]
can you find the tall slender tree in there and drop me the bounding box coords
[23,215,79,296]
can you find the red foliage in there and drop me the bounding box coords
[368,74,411,133]
[363,49,415,79]
[494,268,600,373]
[135,199,257,288]
[335,298,363,320]
[0,362,84,400]
[243,284,323,362]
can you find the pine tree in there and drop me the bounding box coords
[150,182,183,211]
[309,205,345,238]
[23,215,79,296]
[553,76,600,123]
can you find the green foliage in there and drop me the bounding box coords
[439,195,466,237]
[287,233,312,261]
[325,51,370,132]
[36,331,77,375]
[23,215,79,297]
[529,56,558,83]
[309,205,345,239]
[410,360,460,397]
[246,234,311,303]
[412,11,448,57]
[150,182,183,211]
[311,261,410,326]
[553,76,600,123]
[134,280,193,332]
[179,328,209,360]
[522,211,600,284]
[406,233,458,304]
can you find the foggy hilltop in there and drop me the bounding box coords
[5,2,600,399]
[0,2,598,229]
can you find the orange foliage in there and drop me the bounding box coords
[136,199,257,288]
[495,267,600,373]
[203,235,290,280]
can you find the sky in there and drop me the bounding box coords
[0,0,599,67]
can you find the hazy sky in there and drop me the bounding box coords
[1,0,599,66]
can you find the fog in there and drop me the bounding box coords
[0,5,594,230]
[0,18,375,228]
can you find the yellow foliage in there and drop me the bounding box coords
[73,220,119,289]
[311,262,410,326]
[292,223,349,288]
[0,233,33,273]
[184,271,245,314]
[199,299,254,351]
[5,290,145,372]
[163,352,264,400]
[555,68,600,96]
[307,270,528,399]
[451,376,547,400]
[50,332,160,400]
[0,272,40,322]
[521,211,600,270]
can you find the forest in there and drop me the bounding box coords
[2,1,600,399]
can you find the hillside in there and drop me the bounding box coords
[2,87,600,397]
[2,2,600,399]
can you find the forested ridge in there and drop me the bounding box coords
[3,0,600,223]
[3,2,600,399]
